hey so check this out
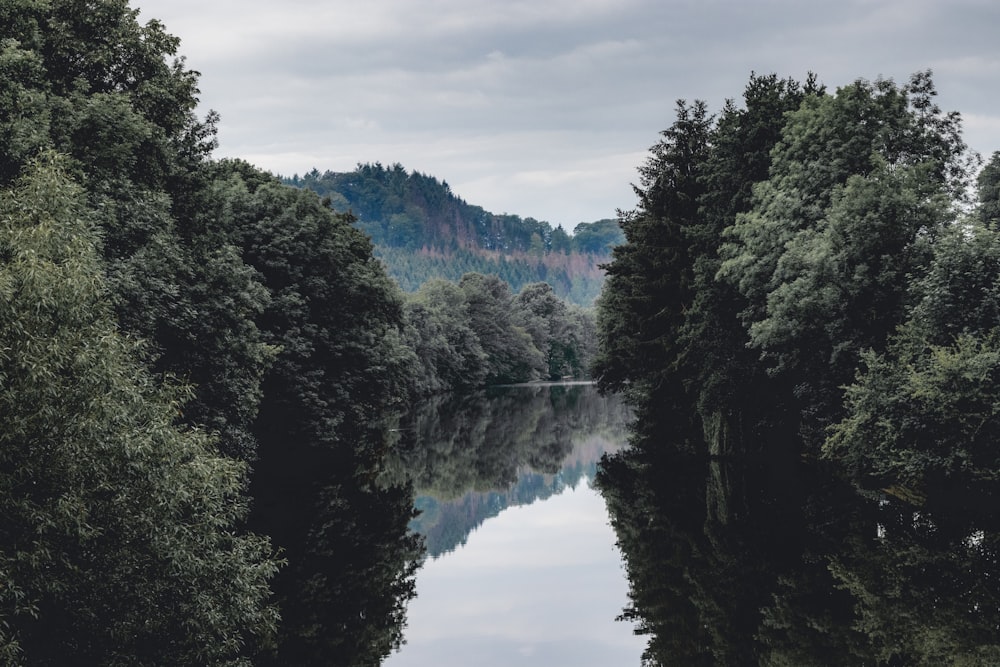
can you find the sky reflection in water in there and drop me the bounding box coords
[385,480,644,667]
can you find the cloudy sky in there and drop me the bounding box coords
[136,0,1000,230]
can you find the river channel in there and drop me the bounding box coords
[384,383,645,666]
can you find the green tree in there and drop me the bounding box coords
[550,224,571,254]
[232,169,418,662]
[0,0,272,462]
[403,278,488,394]
[824,220,1000,495]
[512,281,592,380]
[0,154,278,665]
[679,73,812,452]
[718,72,972,447]
[593,99,712,430]
[978,151,1000,226]
[0,0,215,190]
[571,218,624,254]
[459,272,543,384]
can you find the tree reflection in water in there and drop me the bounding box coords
[250,383,631,665]
[249,421,422,666]
[390,383,632,557]
[597,421,1000,666]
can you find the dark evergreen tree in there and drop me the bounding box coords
[979,151,1000,227]
[680,73,813,453]
[593,99,713,441]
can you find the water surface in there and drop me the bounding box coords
[386,384,645,666]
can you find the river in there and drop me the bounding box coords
[385,383,645,666]
[253,381,1000,664]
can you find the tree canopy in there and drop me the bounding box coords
[0,154,279,665]
[286,163,622,305]
[595,69,996,499]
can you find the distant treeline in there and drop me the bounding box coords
[285,164,624,304]
[402,275,596,395]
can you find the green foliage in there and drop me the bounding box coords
[907,220,1000,345]
[221,167,422,664]
[597,69,986,474]
[459,272,544,384]
[0,154,279,665]
[593,98,713,425]
[400,274,596,396]
[572,218,625,254]
[0,0,270,463]
[826,333,1000,495]
[286,163,621,306]
[678,74,811,451]
[716,73,970,445]
[292,163,560,254]
[825,220,1000,494]
[403,278,488,393]
[99,173,276,461]
[2,4,429,662]
[978,151,1000,226]
[513,281,593,379]
[0,0,214,189]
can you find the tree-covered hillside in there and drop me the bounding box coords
[285,164,623,304]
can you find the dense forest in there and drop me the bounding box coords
[0,1,593,664]
[286,165,623,304]
[6,0,1000,664]
[595,69,1000,501]
[593,70,1000,665]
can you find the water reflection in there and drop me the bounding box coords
[390,383,632,557]
[249,422,422,666]
[386,383,645,666]
[597,424,1000,665]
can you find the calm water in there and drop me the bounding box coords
[254,382,1000,664]
[597,426,1000,665]
[385,384,645,666]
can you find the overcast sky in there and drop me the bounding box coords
[136,0,1000,230]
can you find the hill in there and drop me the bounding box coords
[285,163,623,305]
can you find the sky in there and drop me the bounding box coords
[383,481,645,667]
[135,0,1000,230]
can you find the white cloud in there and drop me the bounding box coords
[138,0,1000,225]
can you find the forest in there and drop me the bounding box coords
[0,1,593,664]
[592,71,1000,665]
[594,70,1000,505]
[5,0,1000,665]
[286,165,622,305]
